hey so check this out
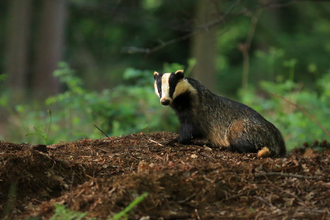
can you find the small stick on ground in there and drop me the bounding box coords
[222,188,258,201]
[195,209,201,220]
[255,172,322,179]
[94,124,112,141]
[148,138,164,147]
[269,183,304,204]
[272,164,299,172]
[178,193,196,204]
[254,196,275,208]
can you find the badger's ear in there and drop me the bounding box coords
[153,71,159,79]
[174,70,184,79]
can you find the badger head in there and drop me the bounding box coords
[153,70,192,106]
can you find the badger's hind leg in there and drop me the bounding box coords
[227,121,259,154]
[228,136,258,154]
[227,120,270,157]
[228,121,274,157]
[229,136,271,157]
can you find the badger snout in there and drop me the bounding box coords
[161,99,171,106]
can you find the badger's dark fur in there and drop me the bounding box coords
[154,70,286,157]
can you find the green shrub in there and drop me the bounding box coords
[43,62,183,143]
[1,62,191,144]
[239,58,330,150]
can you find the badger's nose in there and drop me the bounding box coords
[161,99,171,106]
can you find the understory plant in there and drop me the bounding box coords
[238,51,330,150]
[1,62,196,144]
[48,192,148,220]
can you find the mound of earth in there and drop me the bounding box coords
[0,132,329,219]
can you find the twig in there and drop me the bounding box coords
[75,188,85,198]
[95,147,111,153]
[178,192,196,204]
[93,124,112,140]
[297,208,328,214]
[254,196,275,208]
[269,183,304,203]
[239,10,262,91]
[269,92,330,138]
[272,164,299,172]
[255,172,322,179]
[122,30,198,54]
[148,138,164,147]
[195,209,201,220]
[222,188,257,201]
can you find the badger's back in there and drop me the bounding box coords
[184,77,286,157]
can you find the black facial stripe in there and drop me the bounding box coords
[155,74,163,98]
[157,81,162,98]
[169,73,178,99]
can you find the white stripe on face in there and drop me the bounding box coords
[161,73,171,102]
[154,81,160,98]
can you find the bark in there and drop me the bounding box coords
[190,0,218,92]
[4,0,33,102]
[33,0,67,99]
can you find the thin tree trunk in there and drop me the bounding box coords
[4,0,32,102]
[33,0,67,99]
[191,0,217,92]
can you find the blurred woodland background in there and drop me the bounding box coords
[0,0,330,150]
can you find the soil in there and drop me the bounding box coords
[0,132,330,220]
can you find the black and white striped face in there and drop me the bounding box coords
[154,70,189,106]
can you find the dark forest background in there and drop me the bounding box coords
[1,0,330,150]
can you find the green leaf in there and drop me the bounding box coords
[0,74,7,82]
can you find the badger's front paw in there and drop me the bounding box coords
[165,138,192,145]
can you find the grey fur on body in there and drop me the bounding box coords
[154,70,286,157]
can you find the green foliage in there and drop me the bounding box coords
[50,204,87,220]
[0,74,7,82]
[0,98,57,144]
[255,47,285,81]
[43,62,187,143]
[239,57,330,150]
[1,61,191,144]
[2,61,195,144]
[110,192,148,220]
[48,192,148,220]
[25,110,52,145]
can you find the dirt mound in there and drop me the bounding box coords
[0,132,330,219]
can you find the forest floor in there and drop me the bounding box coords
[0,132,330,220]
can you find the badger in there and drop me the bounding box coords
[153,70,286,157]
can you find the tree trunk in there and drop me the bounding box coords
[4,0,32,102]
[190,0,218,92]
[33,0,67,99]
